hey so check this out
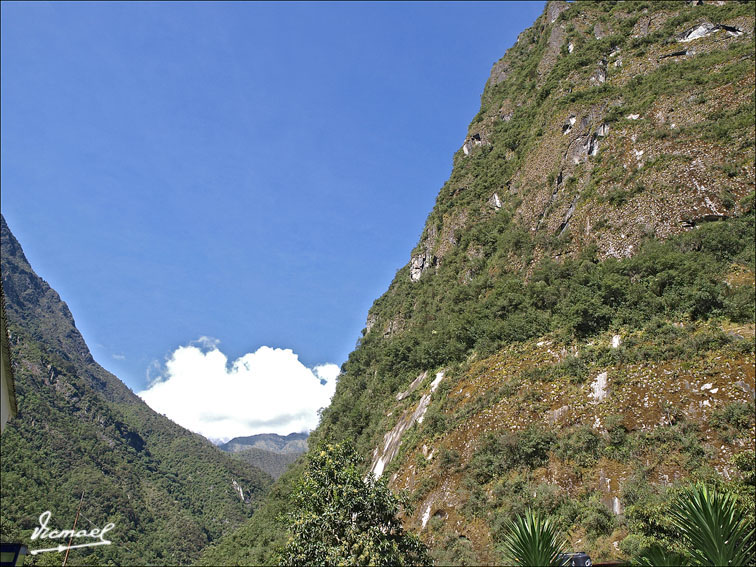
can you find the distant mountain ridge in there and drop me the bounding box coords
[219,433,308,480]
[224,447,301,480]
[220,432,308,455]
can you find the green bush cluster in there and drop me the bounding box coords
[469,426,556,484]
[709,401,756,443]
[277,443,429,567]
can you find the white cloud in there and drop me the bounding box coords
[112,353,126,360]
[145,359,163,387]
[313,363,340,384]
[137,343,339,443]
[192,335,221,350]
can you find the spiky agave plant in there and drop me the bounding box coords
[499,509,568,566]
[669,483,754,566]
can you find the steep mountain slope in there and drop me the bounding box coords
[0,215,272,566]
[220,433,307,479]
[201,1,755,565]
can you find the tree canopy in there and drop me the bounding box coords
[277,443,430,566]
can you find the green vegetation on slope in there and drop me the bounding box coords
[277,443,429,567]
[319,211,754,458]
[0,216,272,566]
[201,191,754,567]
[200,1,755,564]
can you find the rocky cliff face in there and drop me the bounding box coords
[201,2,755,565]
[400,1,753,289]
[0,215,272,565]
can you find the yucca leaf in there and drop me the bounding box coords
[670,484,755,566]
[499,509,568,566]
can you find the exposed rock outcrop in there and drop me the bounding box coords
[396,371,428,401]
[593,21,611,39]
[567,133,599,164]
[488,59,510,88]
[365,312,377,334]
[410,253,428,281]
[462,132,487,156]
[677,22,743,42]
[562,115,576,135]
[370,372,444,477]
[488,193,502,210]
[590,58,607,85]
[590,371,609,402]
[410,224,440,282]
[546,0,569,24]
[538,21,567,78]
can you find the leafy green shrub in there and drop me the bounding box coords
[422,403,449,438]
[628,420,708,469]
[438,447,462,471]
[632,545,690,566]
[732,451,755,486]
[710,402,755,442]
[461,476,491,519]
[605,414,628,446]
[605,184,646,207]
[431,533,480,566]
[711,401,755,430]
[470,426,556,483]
[580,496,616,541]
[277,443,429,566]
[554,426,604,467]
[724,283,756,323]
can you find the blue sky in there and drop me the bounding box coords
[2,1,544,435]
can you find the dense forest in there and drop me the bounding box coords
[1,215,272,565]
